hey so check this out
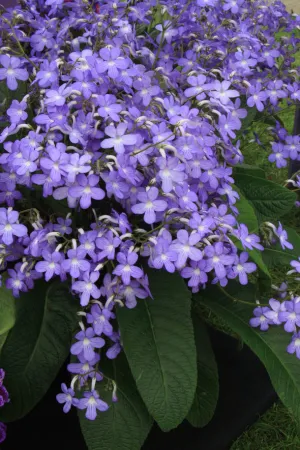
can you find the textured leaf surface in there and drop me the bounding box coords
[187,316,219,428]
[233,163,265,179]
[117,269,197,431]
[196,282,300,423]
[79,353,152,450]
[235,190,259,233]
[0,281,15,352]
[234,174,296,221]
[0,281,78,421]
[263,227,300,267]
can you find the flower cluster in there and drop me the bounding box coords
[250,273,300,360]
[0,0,299,419]
[0,369,9,443]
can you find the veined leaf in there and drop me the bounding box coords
[0,280,78,421]
[79,353,152,450]
[117,269,197,431]
[196,282,300,424]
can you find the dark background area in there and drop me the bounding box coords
[2,330,277,450]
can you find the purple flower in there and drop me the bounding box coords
[0,55,29,91]
[133,78,160,106]
[131,187,167,224]
[278,301,300,333]
[106,332,122,359]
[35,60,58,87]
[69,174,105,209]
[86,303,115,336]
[284,135,300,161]
[77,390,109,420]
[45,84,71,106]
[264,298,284,325]
[97,94,122,122]
[113,251,143,285]
[157,157,186,193]
[287,332,300,359]
[223,0,244,13]
[54,218,72,235]
[0,208,27,245]
[268,143,289,168]
[56,383,78,413]
[209,80,239,105]
[40,144,68,182]
[96,231,121,261]
[234,50,257,72]
[7,100,28,124]
[204,242,235,279]
[267,80,287,106]
[262,49,280,68]
[184,75,211,98]
[229,252,257,285]
[71,327,105,361]
[236,224,264,251]
[290,258,300,273]
[181,260,208,287]
[189,214,215,238]
[96,47,128,79]
[35,250,62,281]
[276,222,293,250]
[120,280,149,309]
[67,354,102,386]
[62,153,91,183]
[250,306,271,331]
[72,271,101,306]
[101,123,137,154]
[247,83,267,111]
[152,233,178,273]
[170,230,202,269]
[62,248,90,278]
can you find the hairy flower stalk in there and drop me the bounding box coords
[0,0,298,420]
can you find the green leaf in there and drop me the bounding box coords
[233,163,265,179]
[0,280,78,421]
[0,281,15,352]
[235,189,259,233]
[117,269,197,431]
[232,191,271,291]
[263,226,300,267]
[196,282,300,424]
[234,173,296,222]
[187,316,219,428]
[79,353,152,450]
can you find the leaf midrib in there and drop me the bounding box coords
[22,284,51,377]
[144,300,168,409]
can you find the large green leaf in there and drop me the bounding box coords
[117,269,197,431]
[195,282,300,423]
[233,164,265,179]
[187,315,219,428]
[263,226,300,267]
[0,280,78,421]
[235,189,259,233]
[0,281,15,352]
[234,173,296,222]
[79,353,152,450]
